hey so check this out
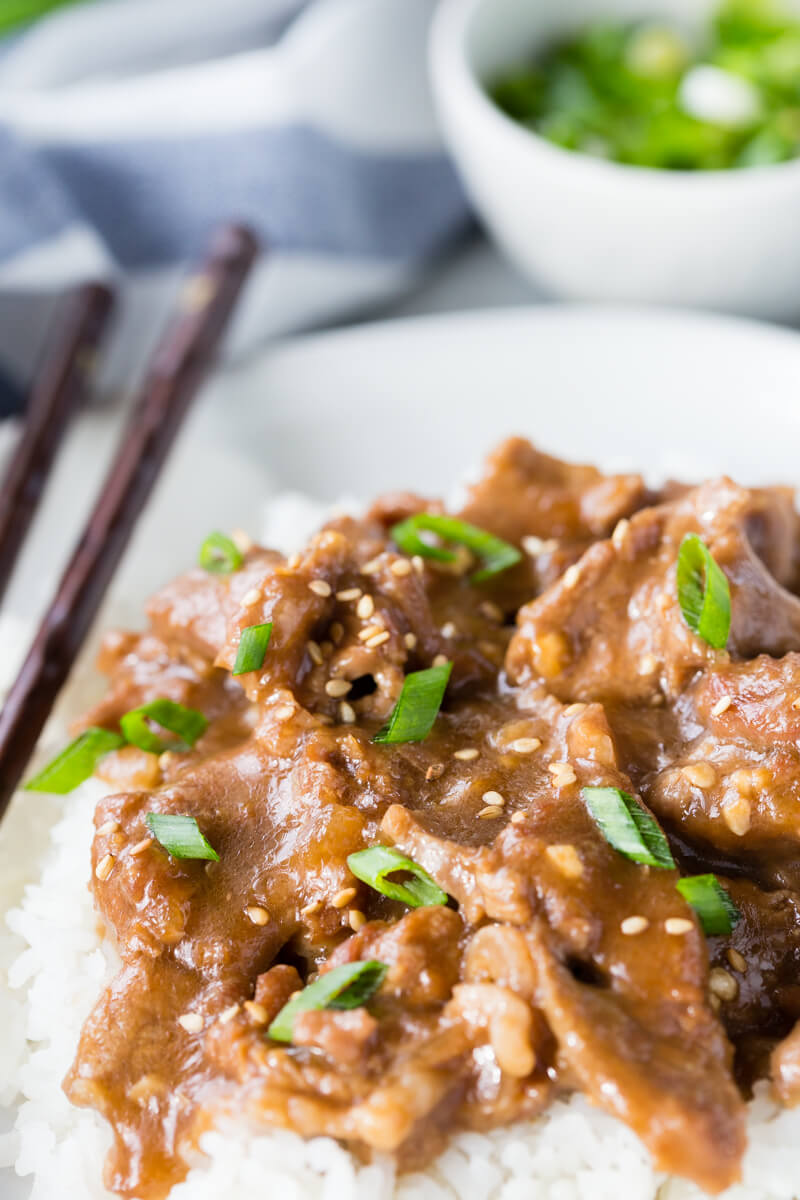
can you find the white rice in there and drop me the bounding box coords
[2,496,800,1200]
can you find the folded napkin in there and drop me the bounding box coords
[0,0,469,413]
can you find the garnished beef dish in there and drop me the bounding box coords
[31,438,800,1198]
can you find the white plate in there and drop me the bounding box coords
[4,303,800,1199]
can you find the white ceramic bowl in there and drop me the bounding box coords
[430,0,800,321]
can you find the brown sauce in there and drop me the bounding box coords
[63,439,800,1197]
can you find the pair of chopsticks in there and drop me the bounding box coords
[0,225,258,817]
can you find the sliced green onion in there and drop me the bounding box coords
[582,786,675,869]
[120,698,208,755]
[198,531,243,575]
[676,534,731,650]
[268,960,388,1043]
[146,813,219,861]
[676,874,741,936]
[374,662,452,745]
[24,727,125,794]
[347,845,447,908]
[390,513,522,583]
[232,622,272,676]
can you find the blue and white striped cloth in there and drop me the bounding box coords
[0,0,470,414]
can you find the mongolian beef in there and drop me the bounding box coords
[30,437,800,1198]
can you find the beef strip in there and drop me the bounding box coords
[63,439,800,1198]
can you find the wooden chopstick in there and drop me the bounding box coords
[0,224,258,816]
[0,283,114,605]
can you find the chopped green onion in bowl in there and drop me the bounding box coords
[490,0,800,171]
[0,0,83,36]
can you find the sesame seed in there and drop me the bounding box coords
[510,811,526,825]
[709,967,738,1002]
[546,844,583,879]
[611,519,630,550]
[330,621,344,643]
[522,535,557,556]
[357,594,375,619]
[218,1004,241,1025]
[332,887,357,909]
[246,906,270,926]
[178,1012,204,1034]
[348,909,367,931]
[97,820,120,837]
[412,555,425,574]
[727,948,747,974]
[510,737,541,754]
[336,587,362,602]
[287,553,301,570]
[361,557,382,575]
[793,696,800,710]
[339,701,356,725]
[404,632,418,650]
[482,790,505,807]
[454,748,479,761]
[129,837,153,857]
[665,918,694,935]
[638,654,659,676]
[243,1001,268,1025]
[440,622,457,639]
[478,805,504,819]
[309,579,332,598]
[390,559,412,577]
[366,631,390,649]
[231,529,253,554]
[359,623,384,641]
[307,640,324,666]
[325,678,352,698]
[95,854,115,881]
[682,763,717,789]
[301,899,323,917]
[548,762,577,787]
[241,587,261,607]
[479,601,504,623]
[621,915,649,935]
[274,703,296,721]
[618,916,652,936]
[426,763,444,781]
[722,795,752,836]
[565,703,586,716]
[433,653,449,668]
[711,695,732,717]
[563,564,581,589]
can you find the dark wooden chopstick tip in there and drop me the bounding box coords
[0,281,116,604]
[210,224,260,265]
[0,226,259,816]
